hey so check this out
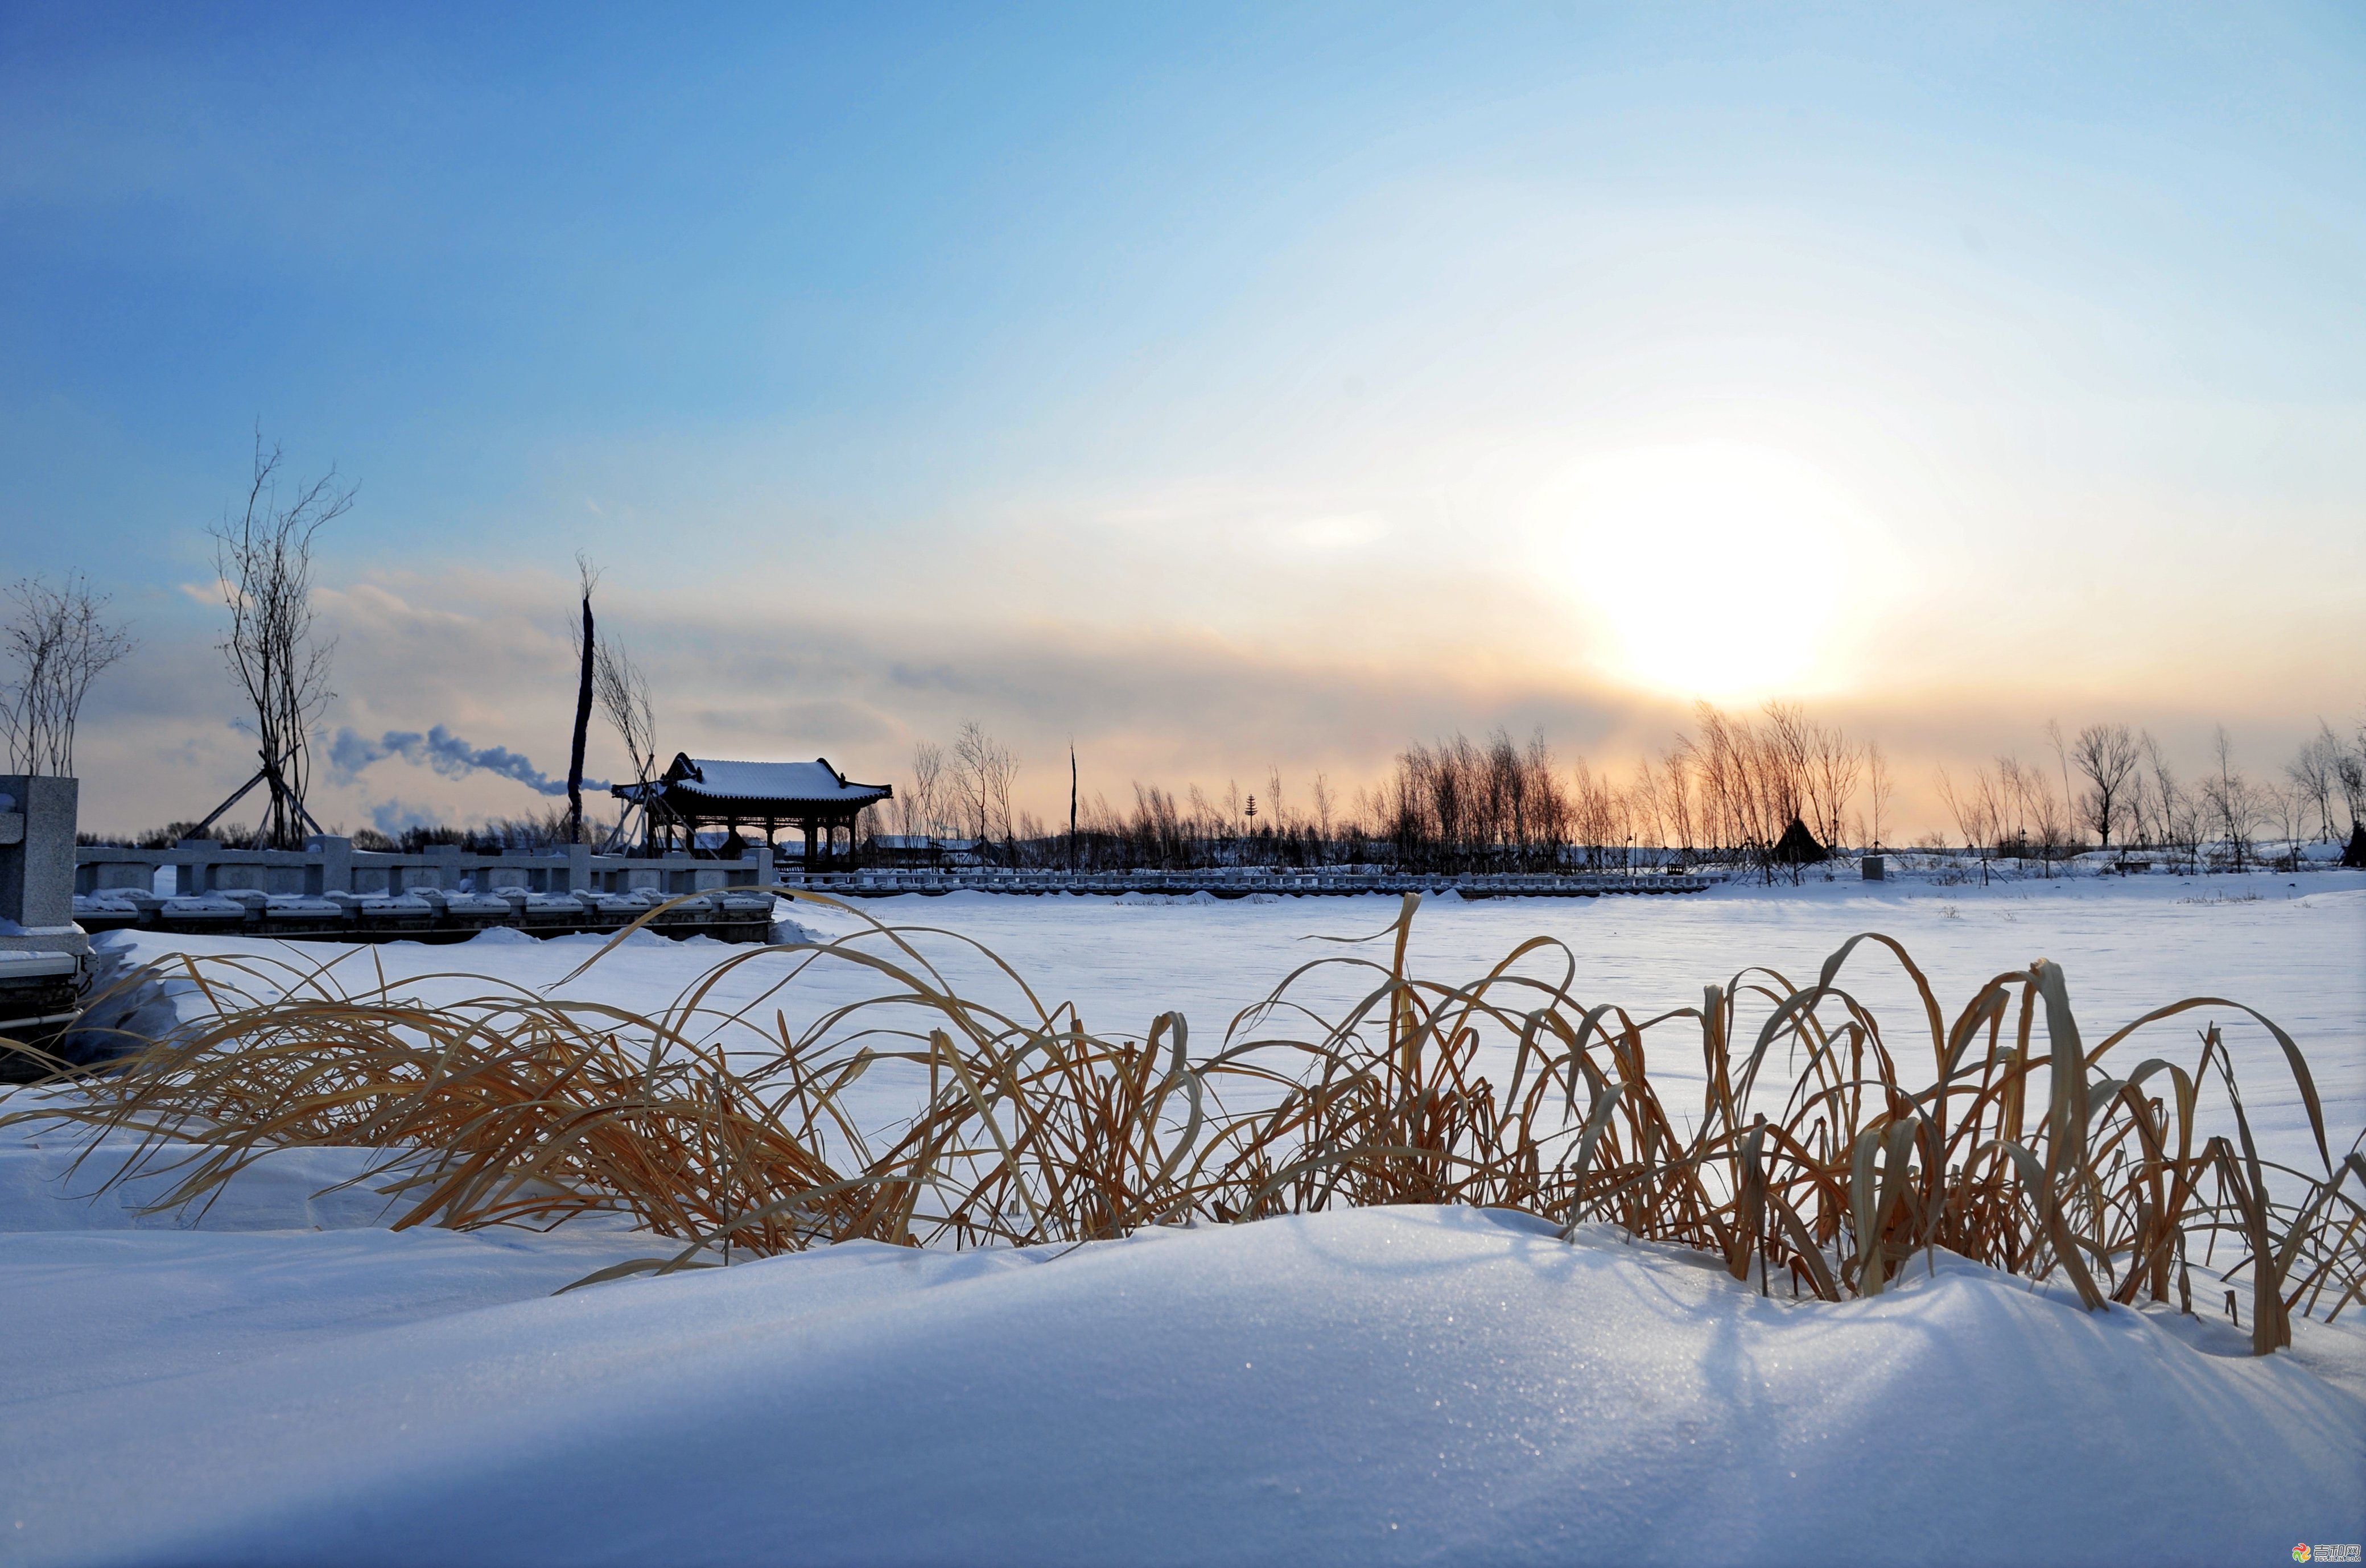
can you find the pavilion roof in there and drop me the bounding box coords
[611,755,892,814]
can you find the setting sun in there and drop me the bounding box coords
[1532,443,1881,699]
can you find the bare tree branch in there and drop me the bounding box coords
[210,434,352,847]
[2,573,137,775]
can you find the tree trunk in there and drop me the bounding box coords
[567,594,594,843]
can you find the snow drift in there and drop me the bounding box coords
[1,1206,2357,1566]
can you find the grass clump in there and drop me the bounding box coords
[4,892,2360,1343]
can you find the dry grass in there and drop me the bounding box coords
[4,892,2360,1343]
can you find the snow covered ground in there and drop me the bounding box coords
[2,869,2360,1564]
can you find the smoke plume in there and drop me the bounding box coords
[328,725,604,797]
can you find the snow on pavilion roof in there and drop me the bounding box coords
[646,755,892,811]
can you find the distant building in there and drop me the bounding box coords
[612,754,892,868]
[862,833,982,868]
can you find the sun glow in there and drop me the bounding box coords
[1530,442,1882,699]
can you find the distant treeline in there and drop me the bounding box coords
[86,707,2365,882]
[877,705,2366,881]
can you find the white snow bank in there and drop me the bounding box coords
[0,1129,407,1231]
[1,1206,2357,1566]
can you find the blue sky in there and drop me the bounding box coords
[4,3,2361,832]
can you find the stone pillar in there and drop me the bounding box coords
[0,775,87,952]
[306,835,353,896]
[566,841,591,894]
[173,839,219,896]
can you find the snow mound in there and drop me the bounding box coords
[2,1206,2356,1565]
[540,926,669,948]
[0,1134,407,1233]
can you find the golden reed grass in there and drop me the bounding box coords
[3,892,2359,1346]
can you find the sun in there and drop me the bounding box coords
[1528,441,1879,699]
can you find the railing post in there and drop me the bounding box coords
[306,835,352,896]
[174,838,219,896]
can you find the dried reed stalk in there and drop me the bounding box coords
[4,892,2359,1339]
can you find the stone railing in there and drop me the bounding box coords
[74,840,1710,902]
[74,837,774,899]
[69,836,789,948]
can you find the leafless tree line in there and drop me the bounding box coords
[887,723,1021,856]
[1065,762,1353,872]
[1934,717,2366,874]
[865,701,2366,880]
[1645,703,1879,882]
[876,703,1890,879]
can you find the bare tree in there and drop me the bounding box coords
[2264,778,2306,869]
[1627,756,1664,865]
[2286,722,2342,844]
[212,436,353,847]
[564,554,600,844]
[903,741,947,841]
[950,722,1017,857]
[2202,726,2261,873]
[1935,764,1998,882]
[593,636,658,787]
[984,737,1019,856]
[1994,755,2034,851]
[2029,771,2073,873]
[2044,719,2076,835]
[2145,735,2202,869]
[1661,741,1697,866]
[2337,719,2366,839]
[951,724,990,845]
[1866,740,1893,851]
[2068,721,2141,852]
[1805,720,1862,856]
[2,573,135,776]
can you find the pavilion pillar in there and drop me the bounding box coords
[803,820,819,871]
